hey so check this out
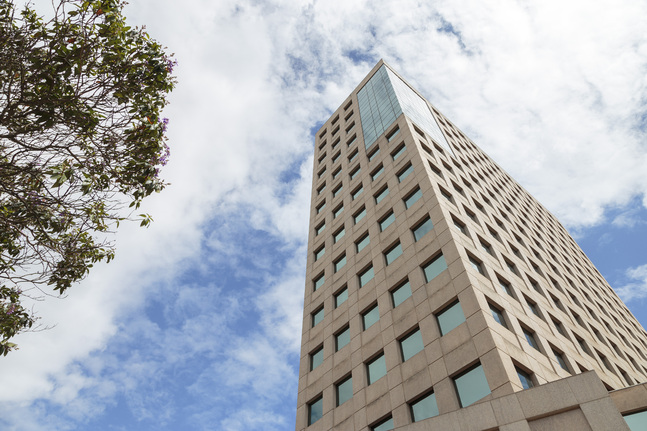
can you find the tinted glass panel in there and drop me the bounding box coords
[624,410,647,431]
[357,235,370,252]
[413,217,433,241]
[405,188,422,208]
[437,302,466,335]
[314,274,324,291]
[375,187,389,204]
[392,281,412,307]
[385,243,403,265]
[359,266,374,287]
[372,417,394,431]
[335,288,348,308]
[309,397,323,425]
[354,208,366,223]
[423,254,448,282]
[367,354,387,384]
[411,392,439,422]
[336,327,350,351]
[313,309,324,327]
[334,227,345,243]
[401,329,424,361]
[311,348,323,370]
[516,367,534,389]
[363,305,379,329]
[398,164,413,182]
[337,377,353,406]
[454,364,491,407]
[490,304,507,328]
[380,212,396,231]
[524,329,540,350]
[334,255,346,272]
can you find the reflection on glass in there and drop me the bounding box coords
[423,254,448,282]
[454,364,491,407]
[437,301,466,335]
[392,281,412,307]
[400,329,424,361]
[367,354,387,384]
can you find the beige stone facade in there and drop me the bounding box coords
[296,60,647,431]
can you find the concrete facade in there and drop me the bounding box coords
[296,60,647,431]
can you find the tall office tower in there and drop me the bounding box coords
[296,60,647,431]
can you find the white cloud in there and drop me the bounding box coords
[616,264,647,303]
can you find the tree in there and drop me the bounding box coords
[0,0,176,355]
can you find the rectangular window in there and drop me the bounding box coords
[333,204,344,218]
[349,165,360,180]
[345,122,355,134]
[397,163,414,182]
[331,151,341,164]
[436,301,466,335]
[362,304,379,329]
[386,126,400,141]
[391,143,406,160]
[423,254,448,283]
[523,328,540,351]
[316,200,326,214]
[312,307,324,327]
[453,218,467,234]
[624,409,647,430]
[384,242,403,265]
[371,417,394,431]
[367,353,387,385]
[391,280,412,307]
[356,234,370,253]
[348,149,358,163]
[359,265,374,287]
[479,239,493,256]
[371,165,384,182]
[400,328,424,361]
[440,188,453,204]
[334,254,346,273]
[410,391,439,422]
[332,183,343,197]
[354,206,366,224]
[346,134,357,147]
[336,376,353,406]
[336,326,350,351]
[334,286,348,308]
[314,246,325,261]
[315,222,325,236]
[368,146,381,162]
[412,216,433,241]
[332,167,341,179]
[308,396,323,425]
[468,256,485,275]
[351,184,363,200]
[313,273,325,291]
[505,259,518,275]
[310,346,324,371]
[404,187,423,209]
[379,211,396,232]
[317,166,326,178]
[333,226,345,243]
[375,186,389,204]
[489,303,507,328]
[526,298,540,317]
[516,367,534,390]
[317,182,326,195]
[453,364,491,407]
[553,349,569,372]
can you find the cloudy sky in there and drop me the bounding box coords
[2,0,647,429]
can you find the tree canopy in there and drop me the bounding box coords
[0,0,176,355]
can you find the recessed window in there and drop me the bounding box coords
[346,134,357,147]
[348,149,358,163]
[384,242,403,265]
[351,184,363,200]
[523,327,540,351]
[505,259,518,275]
[367,353,387,385]
[335,326,350,351]
[379,211,396,232]
[480,239,493,256]
[623,409,647,430]
[468,256,485,275]
[333,204,344,218]
[336,376,353,406]
[332,167,341,179]
[334,254,346,273]
[312,307,324,327]
[553,348,570,372]
[356,234,370,253]
[349,165,360,180]
[362,304,379,330]
[368,146,381,162]
[315,222,325,236]
[391,143,406,160]
[489,303,508,328]
[526,297,541,318]
[489,228,500,242]
[317,182,326,195]
[386,126,400,141]
[400,328,424,361]
[516,366,534,390]
[313,273,325,291]
[331,137,340,150]
[371,164,384,181]
[404,187,422,209]
[410,391,439,422]
[332,183,343,197]
[354,206,366,224]
[317,166,327,179]
[331,151,341,164]
[345,122,355,134]
[371,417,394,431]
[436,301,466,335]
[453,218,467,234]
[576,335,591,356]
[423,254,448,283]
[440,188,454,204]
[453,363,491,407]
[429,162,443,178]
[359,265,374,287]
[392,280,412,307]
[318,153,327,164]
[333,226,345,243]
[334,286,348,308]
[310,346,324,371]
[308,396,323,425]
[316,200,326,214]
[375,186,389,204]
[314,245,325,262]
[397,163,414,182]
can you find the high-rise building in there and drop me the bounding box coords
[296,60,647,431]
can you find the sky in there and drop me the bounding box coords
[1,0,647,430]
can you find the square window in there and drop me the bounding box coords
[354,207,366,224]
[308,396,323,425]
[392,280,412,307]
[453,364,491,407]
[404,187,422,209]
[313,273,325,291]
[375,186,389,204]
[312,308,324,327]
[314,246,325,261]
[371,164,384,181]
[362,304,379,330]
[367,353,387,385]
[397,163,414,182]
[336,326,350,351]
[379,211,396,232]
[410,392,439,422]
[400,328,424,361]
[516,367,534,390]
[356,234,370,253]
[359,265,374,287]
[391,144,406,160]
[384,242,403,265]
[350,165,360,180]
[310,347,324,370]
[352,184,363,200]
[334,254,346,273]
[489,303,507,328]
[334,287,348,308]
[436,301,466,335]
[336,376,353,406]
[412,216,434,241]
[423,254,448,283]
[523,328,540,351]
[371,416,394,431]
[333,226,345,243]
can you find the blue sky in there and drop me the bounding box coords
[1,0,647,430]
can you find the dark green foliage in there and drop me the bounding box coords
[0,0,176,355]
